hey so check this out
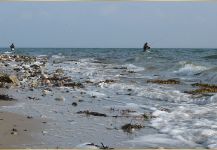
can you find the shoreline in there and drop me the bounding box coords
[0,51,216,148]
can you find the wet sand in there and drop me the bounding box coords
[0,101,45,148]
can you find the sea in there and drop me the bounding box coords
[1,48,217,148]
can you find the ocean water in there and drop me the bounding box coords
[1,48,217,148]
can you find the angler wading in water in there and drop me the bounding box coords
[143,42,150,52]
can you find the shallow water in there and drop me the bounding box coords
[1,48,217,148]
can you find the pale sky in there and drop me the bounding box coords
[0,2,217,48]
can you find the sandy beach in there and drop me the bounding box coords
[0,107,45,148]
[0,95,49,148]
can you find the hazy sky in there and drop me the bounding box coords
[0,2,217,48]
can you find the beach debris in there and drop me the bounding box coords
[55,68,64,74]
[147,79,180,84]
[27,116,33,119]
[98,143,114,149]
[63,82,84,88]
[120,109,136,115]
[30,64,40,70]
[42,130,48,135]
[113,66,127,69]
[30,81,38,88]
[11,128,18,135]
[55,96,65,101]
[128,71,136,73]
[0,94,14,101]
[159,107,170,112]
[127,89,132,91]
[42,79,51,86]
[121,123,144,133]
[0,54,35,62]
[41,73,49,79]
[76,143,114,149]
[28,96,39,100]
[143,113,152,120]
[98,80,115,84]
[0,73,13,83]
[185,83,217,95]
[0,82,4,88]
[9,75,20,86]
[77,110,107,117]
[185,88,217,95]
[191,83,217,89]
[108,108,152,119]
[78,99,84,102]
[42,89,51,95]
[72,102,78,106]
[85,80,94,84]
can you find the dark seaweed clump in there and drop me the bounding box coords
[147,79,180,84]
[121,123,144,133]
[0,94,14,101]
[185,83,217,95]
[77,110,107,117]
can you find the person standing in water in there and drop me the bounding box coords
[143,42,150,52]
[10,43,15,51]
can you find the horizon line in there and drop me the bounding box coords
[0,47,216,49]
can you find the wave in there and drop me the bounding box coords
[125,134,197,148]
[151,104,217,148]
[194,67,217,83]
[174,61,208,76]
[51,54,65,59]
[123,64,145,72]
[203,54,217,59]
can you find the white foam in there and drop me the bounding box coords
[52,55,65,59]
[104,102,156,112]
[1,102,25,109]
[150,103,217,148]
[79,58,96,63]
[86,91,106,98]
[33,61,43,66]
[138,87,192,103]
[124,64,144,72]
[126,134,195,148]
[37,55,47,58]
[209,94,217,103]
[106,83,141,92]
[75,143,99,149]
[174,63,208,76]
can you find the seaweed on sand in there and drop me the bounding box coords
[98,80,116,84]
[85,143,114,149]
[64,82,84,88]
[121,123,144,133]
[147,79,180,84]
[185,88,217,95]
[143,113,152,120]
[186,83,217,95]
[191,83,217,89]
[0,73,13,83]
[77,110,107,117]
[0,94,14,101]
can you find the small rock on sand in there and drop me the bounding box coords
[55,96,65,101]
